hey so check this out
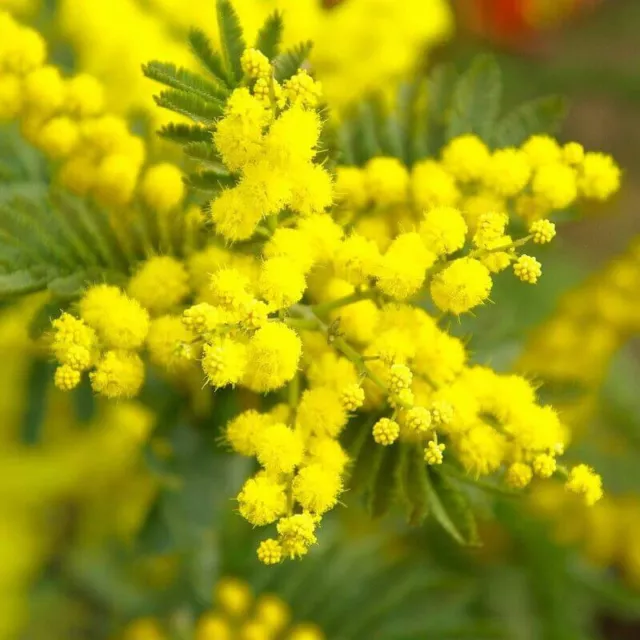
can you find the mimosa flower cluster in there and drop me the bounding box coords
[123,576,324,640]
[0,11,186,215]
[38,13,619,562]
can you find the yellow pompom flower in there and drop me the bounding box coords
[333,233,380,286]
[258,257,306,309]
[79,285,150,350]
[209,267,251,312]
[577,152,621,201]
[90,350,145,399]
[562,142,584,166]
[441,134,490,182]
[364,156,409,206]
[403,406,432,434]
[54,364,81,391]
[128,256,190,315]
[453,424,506,477]
[521,135,561,168]
[529,219,556,244]
[140,163,185,213]
[505,463,533,489]
[297,214,344,263]
[335,166,368,209]
[255,423,304,475]
[532,162,577,210]
[306,437,349,474]
[51,312,96,364]
[64,73,104,117]
[183,303,223,338]
[254,594,291,633]
[411,160,460,210]
[372,417,400,445]
[513,255,542,284]
[265,105,321,167]
[565,464,603,506]
[388,363,412,394]
[340,383,365,411]
[213,87,269,172]
[197,614,231,640]
[243,322,302,392]
[2,23,46,75]
[146,315,193,373]
[376,232,435,300]
[292,464,342,514]
[23,64,64,117]
[93,153,140,207]
[483,148,531,197]
[430,257,493,315]
[210,186,263,242]
[34,116,79,159]
[202,337,247,388]
[424,441,445,465]
[532,453,557,479]
[225,410,272,457]
[238,474,288,526]
[289,162,334,216]
[257,539,283,565]
[215,577,253,617]
[419,206,468,256]
[264,228,316,273]
[283,69,322,108]
[241,48,271,79]
[296,387,348,438]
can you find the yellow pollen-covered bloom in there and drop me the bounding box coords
[257,539,283,565]
[532,162,577,210]
[241,48,271,79]
[333,233,380,286]
[258,257,306,309]
[128,256,190,315]
[364,156,409,206]
[577,152,621,201]
[532,453,557,479]
[335,166,368,209]
[140,163,185,213]
[521,135,561,168]
[513,255,542,284]
[237,473,287,526]
[419,206,468,256]
[255,422,304,475]
[372,417,400,445]
[506,463,533,489]
[79,284,150,350]
[146,315,194,373]
[403,406,432,434]
[90,350,145,399]
[430,257,493,314]
[225,410,273,457]
[441,134,490,182]
[340,383,365,411]
[292,464,342,514]
[565,464,603,506]
[424,441,445,465]
[483,148,531,197]
[529,219,556,244]
[202,337,247,388]
[54,364,81,391]
[243,322,302,392]
[411,159,460,210]
[296,387,348,438]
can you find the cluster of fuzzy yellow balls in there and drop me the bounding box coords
[40,27,619,564]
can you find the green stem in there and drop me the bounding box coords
[468,234,533,260]
[289,303,389,395]
[311,288,378,317]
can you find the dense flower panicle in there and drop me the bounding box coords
[25,17,618,570]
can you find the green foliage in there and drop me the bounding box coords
[338,55,567,166]
[142,61,228,104]
[255,10,284,60]
[273,40,314,82]
[188,28,232,88]
[216,0,246,83]
[153,89,224,124]
[157,122,212,144]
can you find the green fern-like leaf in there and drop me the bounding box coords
[157,122,213,144]
[255,11,283,59]
[188,28,232,88]
[154,89,224,124]
[183,141,227,169]
[446,55,502,142]
[493,95,567,147]
[185,170,236,193]
[216,0,246,82]
[273,40,313,82]
[143,61,229,103]
[0,268,53,296]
